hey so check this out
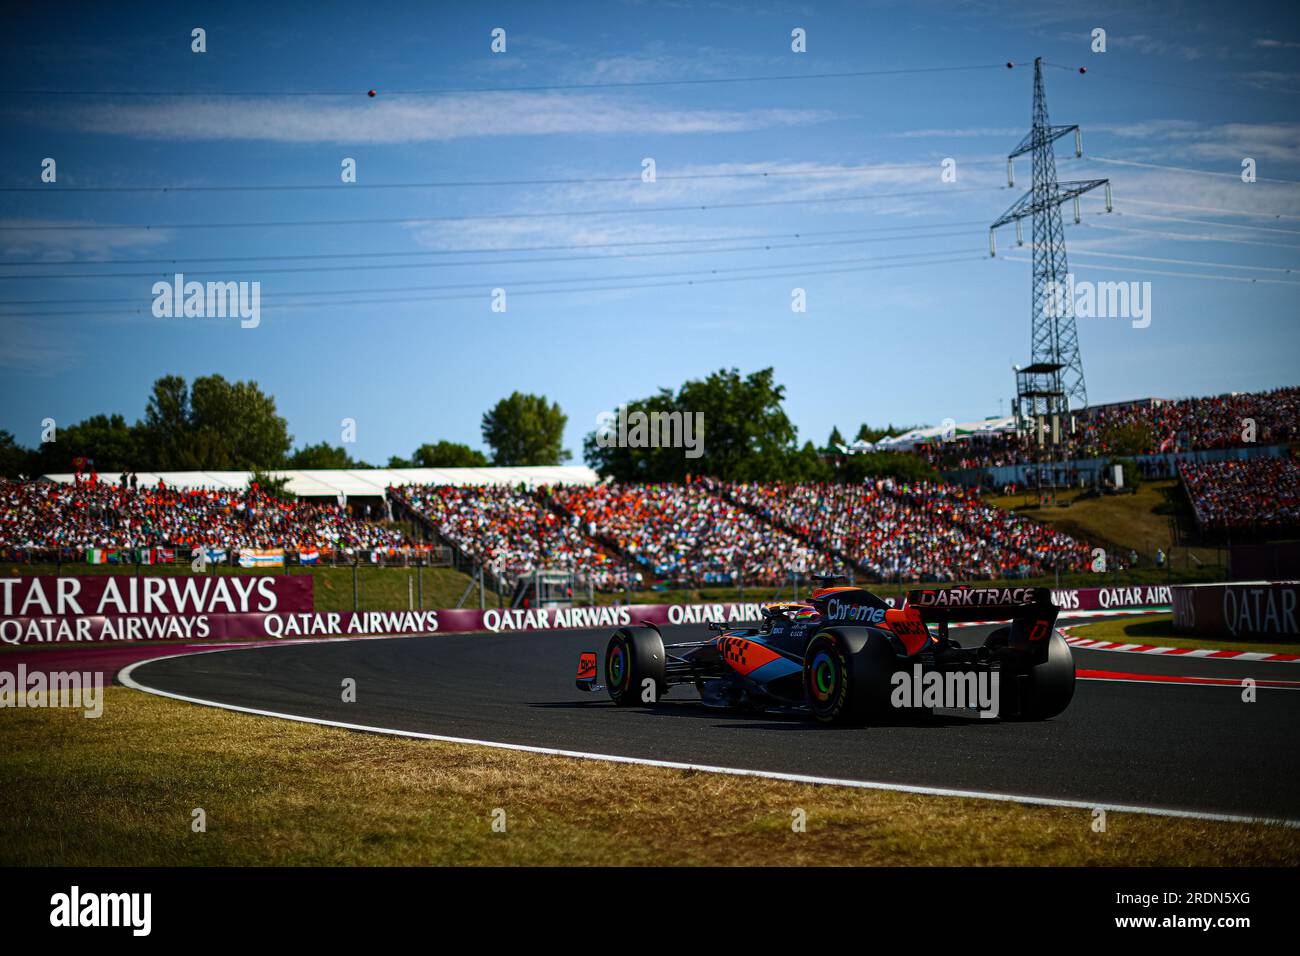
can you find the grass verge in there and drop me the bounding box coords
[986,479,1225,571]
[1068,613,1300,656]
[0,688,1295,866]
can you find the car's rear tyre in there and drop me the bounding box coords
[802,629,896,725]
[989,626,1075,720]
[606,626,667,707]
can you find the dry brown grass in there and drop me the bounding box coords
[1,688,1296,866]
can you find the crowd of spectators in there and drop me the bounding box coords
[548,481,832,586]
[720,479,1091,581]
[0,478,406,553]
[910,387,1299,472]
[1180,457,1300,533]
[1084,387,1300,455]
[394,484,635,588]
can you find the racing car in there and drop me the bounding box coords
[574,578,1074,723]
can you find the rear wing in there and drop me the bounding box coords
[903,587,1059,656]
[902,586,1056,623]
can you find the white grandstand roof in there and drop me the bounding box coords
[875,417,1016,449]
[41,465,601,497]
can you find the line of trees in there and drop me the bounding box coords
[583,366,936,484]
[0,375,569,478]
[1,368,932,484]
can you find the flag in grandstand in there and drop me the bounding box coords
[85,548,120,565]
[154,547,176,564]
[298,548,320,565]
[239,548,285,568]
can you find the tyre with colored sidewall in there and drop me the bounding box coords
[606,626,666,707]
[802,629,896,724]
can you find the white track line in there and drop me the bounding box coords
[117,644,1299,829]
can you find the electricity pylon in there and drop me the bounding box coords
[991,57,1111,419]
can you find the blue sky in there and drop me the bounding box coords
[1,0,1297,465]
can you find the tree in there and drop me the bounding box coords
[0,430,37,478]
[585,367,804,483]
[840,451,938,484]
[856,422,922,444]
[138,374,292,469]
[190,375,291,469]
[788,440,835,483]
[34,414,141,474]
[827,426,846,452]
[1101,421,1153,457]
[411,441,489,468]
[141,375,191,468]
[248,470,293,501]
[481,393,570,466]
[288,442,356,469]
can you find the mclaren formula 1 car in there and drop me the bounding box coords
[574,579,1074,723]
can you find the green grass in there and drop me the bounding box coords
[7,562,503,612]
[1068,613,1300,656]
[987,479,1226,572]
[1,688,1295,866]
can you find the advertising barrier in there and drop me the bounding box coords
[1172,581,1299,639]
[0,575,1176,646]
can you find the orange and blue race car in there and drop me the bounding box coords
[574,577,1074,723]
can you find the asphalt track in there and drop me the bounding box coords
[123,619,1300,822]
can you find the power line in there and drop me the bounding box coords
[0,186,1004,232]
[0,247,984,309]
[1101,195,1300,222]
[0,162,1009,194]
[1061,249,1297,274]
[0,220,987,269]
[1085,220,1300,249]
[0,63,1020,98]
[1116,210,1300,235]
[1089,155,1300,186]
[0,227,984,282]
[0,253,990,318]
[999,256,1300,285]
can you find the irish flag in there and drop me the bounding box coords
[85,548,120,564]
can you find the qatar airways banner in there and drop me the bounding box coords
[1,576,1171,646]
[1172,582,1299,638]
[1,575,313,645]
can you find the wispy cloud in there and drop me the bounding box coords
[0,220,172,261]
[1091,120,1300,165]
[25,92,832,144]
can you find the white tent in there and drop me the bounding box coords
[42,465,601,498]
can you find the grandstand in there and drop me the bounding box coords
[7,386,1294,587]
[1180,456,1300,535]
